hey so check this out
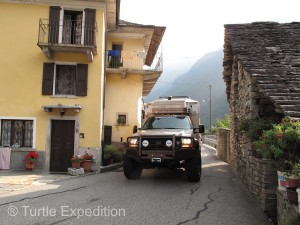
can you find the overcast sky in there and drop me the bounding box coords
[120,0,300,64]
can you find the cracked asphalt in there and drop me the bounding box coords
[0,145,273,225]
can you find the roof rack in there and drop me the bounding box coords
[159,96,190,100]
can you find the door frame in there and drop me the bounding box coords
[45,115,80,172]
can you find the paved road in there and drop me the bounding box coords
[0,145,273,225]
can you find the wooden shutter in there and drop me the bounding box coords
[42,63,55,95]
[84,8,96,46]
[76,64,88,96]
[49,6,61,44]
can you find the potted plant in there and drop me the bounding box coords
[103,145,123,166]
[253,117,300,193]
[23,151,39,171]
[117,117,125,125]
[70,155,82,169]
[81,151,94,173]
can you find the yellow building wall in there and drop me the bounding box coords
[104,74,143,143]
[107,38,144,51]
[0,3,105,150]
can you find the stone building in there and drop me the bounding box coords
[223,22,300,222]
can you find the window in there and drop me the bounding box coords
[116,114,127,125]
[0,120,33,147]
[55,65,76,95]
[62,10,83,45]
[42,63,88,96]
[49,6,96,46]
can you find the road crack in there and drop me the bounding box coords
[178,187,222,225]
[0,186,87,207]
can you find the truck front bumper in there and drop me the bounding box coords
[125,148,200,163]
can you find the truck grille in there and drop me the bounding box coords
[141,136,180,151]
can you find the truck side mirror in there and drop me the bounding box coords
[193,125,205,133]
[199,124,205,133]
[133,125,138,134]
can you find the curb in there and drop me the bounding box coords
[100,162,123,173]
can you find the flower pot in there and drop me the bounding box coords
[286,176,300,188]
[297,188,300,213]
[287,187,298,204]
[277,171,286,191]
[71,162,81,169]
[25,161,35,171]
[81,160,91,173]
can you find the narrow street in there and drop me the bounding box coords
[0,145,273,225]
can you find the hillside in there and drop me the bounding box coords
[145,49,229,128]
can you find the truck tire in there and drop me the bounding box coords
[123,155,142,179]
[186,158,201,182]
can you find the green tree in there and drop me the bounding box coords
[211,114,230,134]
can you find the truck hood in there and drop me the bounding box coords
[138,129,193,137]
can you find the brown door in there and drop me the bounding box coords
[50,120,75,172]
[104,125,112,146]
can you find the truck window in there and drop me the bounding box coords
[142,116,192,129]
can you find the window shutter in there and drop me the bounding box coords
[84,8,96,46]
[42,63,55,95]
[76,64,88,96]
[49,6,61,44]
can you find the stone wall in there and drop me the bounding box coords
[217,128,231,163]
[277,190,299,225]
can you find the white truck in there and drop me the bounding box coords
[123,96,205,182]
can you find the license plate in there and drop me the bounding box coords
[151,158,162,163]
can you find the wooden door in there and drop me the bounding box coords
[50,120,75,173]
[104,125,112,146]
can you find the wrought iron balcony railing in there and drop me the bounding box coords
[37,19,98,61]
[106,50,163,71]
[38,19,97,46]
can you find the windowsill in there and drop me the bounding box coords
[50,95,78,99]
[10,148,36,152]
[114,124,129,127]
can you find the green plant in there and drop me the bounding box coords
[71,155,82,163]
[103,145,123,163]
[291,160,300,178]
[211,114,230,134]
[117,117,125,125]
[283,215,300,225]
[239,118,272,141]
[253,117,300,170]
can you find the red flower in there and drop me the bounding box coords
[23,151,38,163]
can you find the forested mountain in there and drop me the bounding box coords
[145,49,229,128]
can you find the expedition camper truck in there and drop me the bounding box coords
[123,96,205,182]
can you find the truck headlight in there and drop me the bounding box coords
[128,137,139,148]
[181,138,194,148]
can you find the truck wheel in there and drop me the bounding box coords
[123,156,142,179]
[186,158,201,182]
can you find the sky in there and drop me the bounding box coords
[120,0,300,66]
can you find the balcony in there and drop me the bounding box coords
[106,50,163,74]
[37,19,98,62]
[106,50,163,96]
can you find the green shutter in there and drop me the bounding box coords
[42,63,55,95]
[76,64,88,96]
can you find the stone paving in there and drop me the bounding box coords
[0,163,122,195]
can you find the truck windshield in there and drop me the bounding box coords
[142,116,192,130]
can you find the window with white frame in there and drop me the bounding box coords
[0,120,33,147]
